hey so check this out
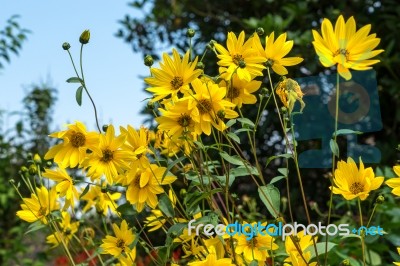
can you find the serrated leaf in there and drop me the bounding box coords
[66,77,82,83]
[159,194,174,218]
[76,86,83,106]
[220,152,243,166]
[227,132,240,144]
[333,129,362,137]
[258,185,280,218]
[80,184,90,198]
[330,139,339,158]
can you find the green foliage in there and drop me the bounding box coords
[0,15,30,70]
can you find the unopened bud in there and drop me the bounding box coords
[196,62,205,70]
[101,184,108,193]
[147,101,155,110]
[34,154,42,164]
[21,166,29,173]
[376,195,385,204]
[62,42,71,50]
[29,164,37,175]
[340,259,351,266]
[102,125,108,133]
[256,27,264,36]
[186,28,195,38]
[144,55,154,67]
[180,188,187,198]
[79,30,90,44]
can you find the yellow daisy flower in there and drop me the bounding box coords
[120,125,151,170]
[312,15,384,80]
[44,121,99,168]
[253,32,303,75]
[284,251,316,266]
[220,74,262,108]
[156,98,199,138]
[145,48,202,102]
[385,166,400,196]
[189,78,238,135]
[81,185,121,216]
[42,167,79,210]
[154,130,197,157]
[83,125,135,184]
[16,186,59,224]
[331,157,384,200]
[234,222,278,263]
[46,212,79,248]
[214,31,266,81]
[188,246,235,266]
[284,230,317,265]
[116,248,136,266]
[100,219,135,258]
[126,164,176,212]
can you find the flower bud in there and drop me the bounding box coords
[180,188,187,198]
[340,259,351,266]
[29,164,37,175]
[376,195,385,204]
[79,30,90,44]
[196,62,205,70]
[62,42,71,50]
[21,166,29,173]
[186,28,195,38]
[144,55,154,67]
[102,125,109,133]
[34,154,42,164]
[256,27,265,36]
[101,184,108,193]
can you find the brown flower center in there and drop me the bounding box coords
[248,237,258,247]
[101,149,114,162]
[170,76,184,90]
[349,182,363,195]
[334,48,349,60]
[227,86,240,99]
[38,206,47,217]
[70,132,86,147]
[116,238,126,251]
[233,54,245,67]
[197,99,213,114]
[177,114,192,127]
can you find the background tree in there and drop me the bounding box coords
[0,15,30,70]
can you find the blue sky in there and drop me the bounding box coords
[0,1,149,132]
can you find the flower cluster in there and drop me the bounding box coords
[13,15,399,266]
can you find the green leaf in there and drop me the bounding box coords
[226,119,236,128]
[365,249,382,266]
[330,139,339,158]
[66,77,82,83]
[186,188,223,215]
[234,128,252,134]
[76,86,83,106]
[258,185,280,218]
[265,153,293,168]
[227,132,240,144]
[80,184,90,198]
[25,220,46,235]
[270,175,286,184]
[333,129,362,137]
[158,194,175,218]
[166,223,187,246]
[305,242,336,259]
[249,261,259,266]
[230,165,259,177]
[277,168,288,177]
[116,202,137,216]
[237,118,255,128]
[219,152,244,166]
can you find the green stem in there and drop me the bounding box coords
[325,72,340,266]
[357,199,367,266]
